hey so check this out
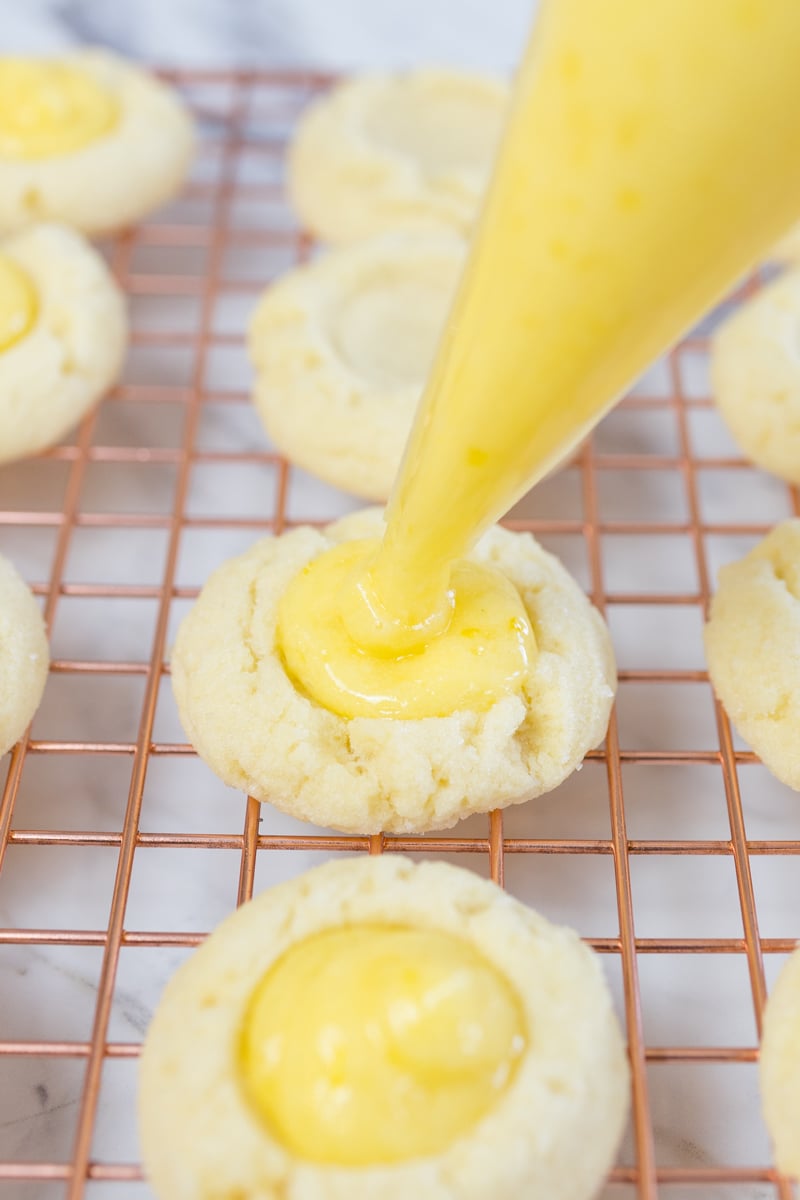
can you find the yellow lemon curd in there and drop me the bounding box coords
[239,925,526,1165]
[278,539,534,719]
[278,0,800,721]
[0,254,37,352]
[0,59,118,159]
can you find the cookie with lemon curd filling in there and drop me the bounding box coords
[139,856,630,1200]
[288,70,508,243]
[0,51,193,235]
[171,508,616,835]
[0,553,48,755]
[248,230,464,502]
[0,224,127,463]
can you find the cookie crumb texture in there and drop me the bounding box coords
[249,231,464,501]
[172,509,616,834]
[139,855,630,1200]
[0,50,193,235]
[288,70,508,243]
[760,945,800,1176]
[711,268,800,484]
[705,519,800,789]
[0,553,48,755]
[0,223,127,463]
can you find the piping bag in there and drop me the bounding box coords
[352,0,800,638]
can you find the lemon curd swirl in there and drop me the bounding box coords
[0,60,118,159]
[239,926,526,1165]
[0,255,37,353]
[278,539,534,719]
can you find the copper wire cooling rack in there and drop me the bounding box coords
[0,68,798,1200]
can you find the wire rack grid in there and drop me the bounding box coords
[0,68,797,1200]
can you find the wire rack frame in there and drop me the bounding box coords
[0,68,796,1200]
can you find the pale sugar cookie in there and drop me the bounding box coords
[288,70,508,243]
[705,519,800,789]
[0,223,127,463]
[761,945,800,1177]
[0,553,48,754]
[711,268,800,483]
[0,51,193,235]
[140,855,630,1200]
[171,508,616,835]
[248,230,463,501]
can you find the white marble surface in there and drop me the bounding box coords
[0,0,536,71]
[0,7,797,1200]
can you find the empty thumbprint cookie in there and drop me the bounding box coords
[0,50,193,235]
[0,553,48,755]
[140,855,630,1200]
[705,519,800,789]
[0,223,127,463]
[288,70,508,243]
[760,945,800,1177]
[171,508,616,835]
[249,230,463,501]
[711,268,800,484]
